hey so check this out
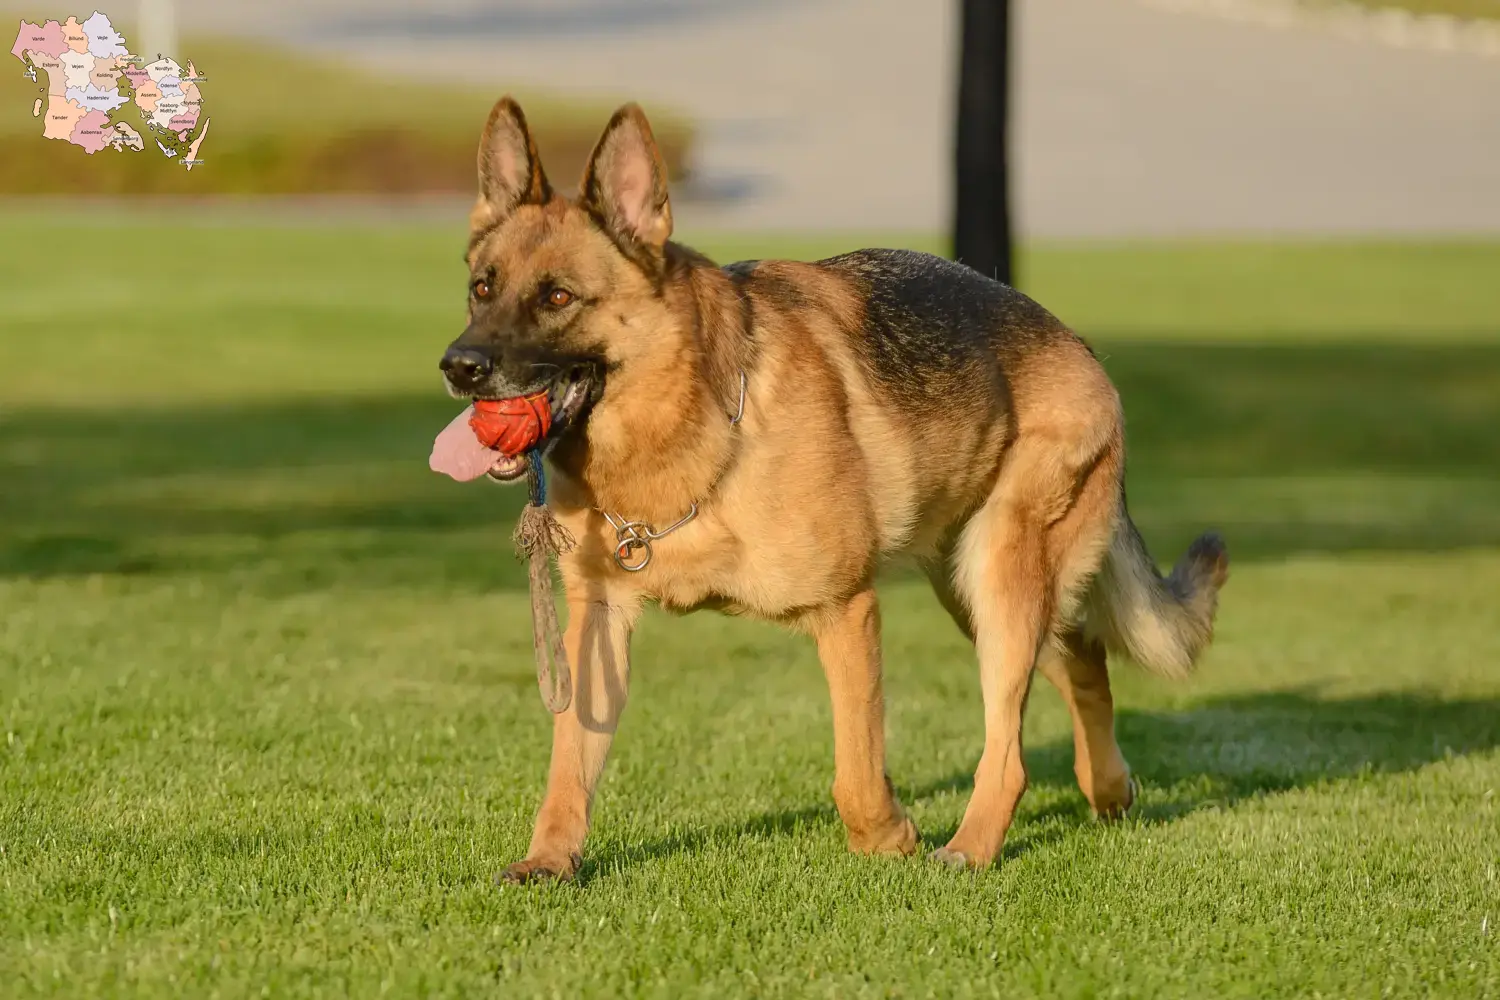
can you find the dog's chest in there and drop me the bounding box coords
[567,504,854,620]
[612,503,876,620]
[551,427,877,617]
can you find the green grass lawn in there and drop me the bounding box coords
[2,217,1498,998]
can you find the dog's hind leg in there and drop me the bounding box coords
[926,544,1132,821]
[500,595,640,884]
[929,343,1127,868]
[1036,631,1134,818]
[812,587,920,857]
[1032,413,1134,819]
[932,391,1121,869]
[929,475,1052,870]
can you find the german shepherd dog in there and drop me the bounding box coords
[438,98,1228,883]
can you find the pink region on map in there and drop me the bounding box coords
[12,19,66,60]
[169,110,199,135]
[70,108,112,153]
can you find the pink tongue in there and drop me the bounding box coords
[429,406,498,482]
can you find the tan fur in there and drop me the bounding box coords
[1036,631,1134,817]
[459,99,1228,882]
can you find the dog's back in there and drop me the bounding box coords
[710,249,1104,557]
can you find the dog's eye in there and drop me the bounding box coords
[545,287,574,308]
[472,279,491,300]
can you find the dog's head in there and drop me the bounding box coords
[439,97,679,480]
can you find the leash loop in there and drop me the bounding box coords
[514,446,574,714]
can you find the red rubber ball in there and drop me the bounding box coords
[469,392,552,457]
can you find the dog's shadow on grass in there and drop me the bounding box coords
[579,687,1500,882]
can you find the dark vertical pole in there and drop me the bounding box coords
[953,0,1013,286]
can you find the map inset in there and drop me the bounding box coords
[10,11,208,169]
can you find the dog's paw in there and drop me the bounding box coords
[849,814,920,857]
[1091,776,1138,821]
[926,846,977,871]
[495,852,582,886]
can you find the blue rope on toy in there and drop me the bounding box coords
[527,447,547,506]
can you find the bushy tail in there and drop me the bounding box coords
[1085,504,1229,679]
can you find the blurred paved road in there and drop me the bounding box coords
[185,0,1500,235]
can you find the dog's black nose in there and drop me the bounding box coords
[441,348,492,390]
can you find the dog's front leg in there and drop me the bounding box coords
[813,588,919,857]
[500,593,640,884]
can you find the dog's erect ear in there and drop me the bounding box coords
[472,96,551,231]
[581,103,673,251]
